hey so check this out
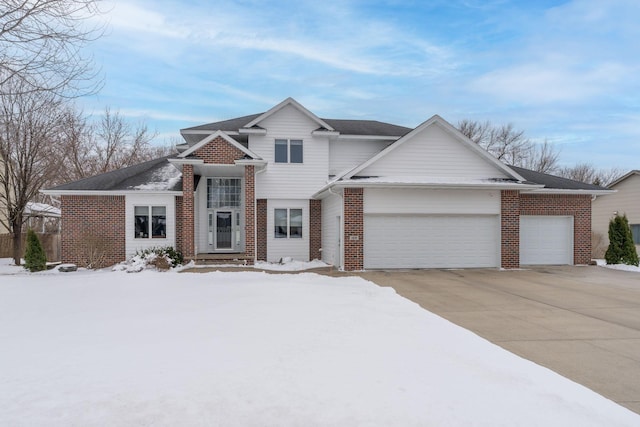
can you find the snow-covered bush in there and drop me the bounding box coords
[136,246,183,267]
[114,246,184,273]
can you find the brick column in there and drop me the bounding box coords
[244,166,255,261]
[256,199,267,261]
[343,188,364,271]
[309,199,322,261]
[501,190,520,269]
[182,164,195,258]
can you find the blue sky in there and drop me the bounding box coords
[84,0,640,170]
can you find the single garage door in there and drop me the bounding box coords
[520,215,573,265]
[364,214,499,269]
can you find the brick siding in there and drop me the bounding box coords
[500,191,592,268]
[181,164,195,258]
[501,190,520,269]
[195,136,245,164]
[60,195,125,268]
[175,196,183,255]
[256,199,267,261]
[343,188,363,271]
[309,199,322,260]
[244,165,255,261]
[520,194,592,265]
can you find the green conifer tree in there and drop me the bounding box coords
[605,214,639,266]
[24,229,47,272]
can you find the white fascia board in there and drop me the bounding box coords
[337,134,401,141]
[41,190,184,196]
[312,129,340,137]
[332,181,543,191]
[178,130,261,160]
[340,115,525,182]
[238,127,267,135]
[168,158,204,165]
[520,188,616,195]
[234,159,267,166]
[181,129,240,136]
[244,97,335,131]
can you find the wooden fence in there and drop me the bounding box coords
[0,233,61,262]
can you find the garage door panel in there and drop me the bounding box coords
[520,216,573,265]
[364,215,499,269]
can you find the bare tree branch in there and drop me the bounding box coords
[0,0,104,98]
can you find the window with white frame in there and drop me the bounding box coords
[274,139,303,163]
[134,206,166,239]
[274,208,303,238]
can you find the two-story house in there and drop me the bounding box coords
[43,98,611,270]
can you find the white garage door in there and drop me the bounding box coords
[520,216,573,265]
[364,214,499,269]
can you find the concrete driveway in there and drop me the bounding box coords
[358,266,640,414]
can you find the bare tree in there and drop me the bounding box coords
[0,0,103,98]
[521,139,560,174]
[54,107,175,184]
[557,163,624,187]
[0,79,66,264]
[457,119,560,172]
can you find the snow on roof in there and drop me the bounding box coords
[25,202,61,217]
[132,163,182,191]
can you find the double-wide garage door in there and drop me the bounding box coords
[364,214,500,269]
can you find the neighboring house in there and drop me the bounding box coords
[43,98,611,270]
[592,170,640,256]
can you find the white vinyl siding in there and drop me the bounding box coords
[321,192,343,268]
[359,122,509,179]
[266,199,309,262]
[329,139,391,176]
[520,216,573,265]
[364,214,499,269]
[125,194,175,258]
[249,104,329,199]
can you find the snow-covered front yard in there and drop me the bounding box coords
[1,262,639,426]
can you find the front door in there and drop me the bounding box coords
[215,211,232,249]
[208,210,236,250]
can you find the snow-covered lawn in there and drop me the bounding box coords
[0,264,639,426]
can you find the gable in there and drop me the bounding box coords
[358,121,510,180]
[194,136,245,165]
[259,104,321,136]
[245,97,333,131]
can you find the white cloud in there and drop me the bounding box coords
[470,62,630,104]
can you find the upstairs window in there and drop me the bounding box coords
[134,206,166,239]
[275,139,303,163]
[274,208,303,238]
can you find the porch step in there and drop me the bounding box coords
[192,253,253,266]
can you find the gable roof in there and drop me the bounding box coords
[608,170,640,188]
[178,130,261,159]
[506,166,611,191]
[180,114,411,143]
[44,156,182,193]
[341,114,524,182]
[243,97,334,131]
